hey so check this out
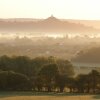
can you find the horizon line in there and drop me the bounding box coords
[0,17,100,21]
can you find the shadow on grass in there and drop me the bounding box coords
[0,91,96,98]
[93,95,100,99]
[0,91,34,98]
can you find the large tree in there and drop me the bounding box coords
[38,63,59,92]
[89,70,100,93]
[56,74,68,92]
[0,71,30,90]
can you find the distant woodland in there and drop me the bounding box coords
[72,47,100,63]
[0,35,100,61]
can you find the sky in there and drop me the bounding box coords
[0,0,100,20]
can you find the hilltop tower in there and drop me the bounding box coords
[44,15,60,22]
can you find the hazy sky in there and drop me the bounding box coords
[0,0,100,20]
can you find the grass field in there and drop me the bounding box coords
[0,92,99,100]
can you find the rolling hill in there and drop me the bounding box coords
[72,47,100,63]
[0,16,99,34]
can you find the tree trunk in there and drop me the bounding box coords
[60,87,64,92]
[87,82,90,93]
[48,86,52,92]
[69,87,73,93]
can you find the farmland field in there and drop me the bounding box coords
[0,92,99,100]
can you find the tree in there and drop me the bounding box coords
[76,74,88,93]
[0,71,30,91]
[39,63,59,92]
[34,76,43,92]
[89,70,100,93]
[56,59,74,77]
[0,55,12,71]
[75,70,100,93]
[0,71,8,90]
[7,71,30,90]
[56,74,68,92]
[67,77,76,93]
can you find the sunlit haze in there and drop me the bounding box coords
[0,0,100,20]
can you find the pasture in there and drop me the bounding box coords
[0,92,99,100]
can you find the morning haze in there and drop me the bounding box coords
[0,0,100,100]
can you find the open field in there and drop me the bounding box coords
[0,92,99,100]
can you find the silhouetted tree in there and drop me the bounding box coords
[39,63,59,92]
[89,70,100,93]
[0,71,30,90]
[56,75,68,92]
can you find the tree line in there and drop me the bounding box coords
[0,55,100,94]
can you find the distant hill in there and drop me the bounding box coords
[0,16,100,34]
[71,47,100,63]
[67,19,100,29]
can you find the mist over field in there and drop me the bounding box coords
[0,32,100,59]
